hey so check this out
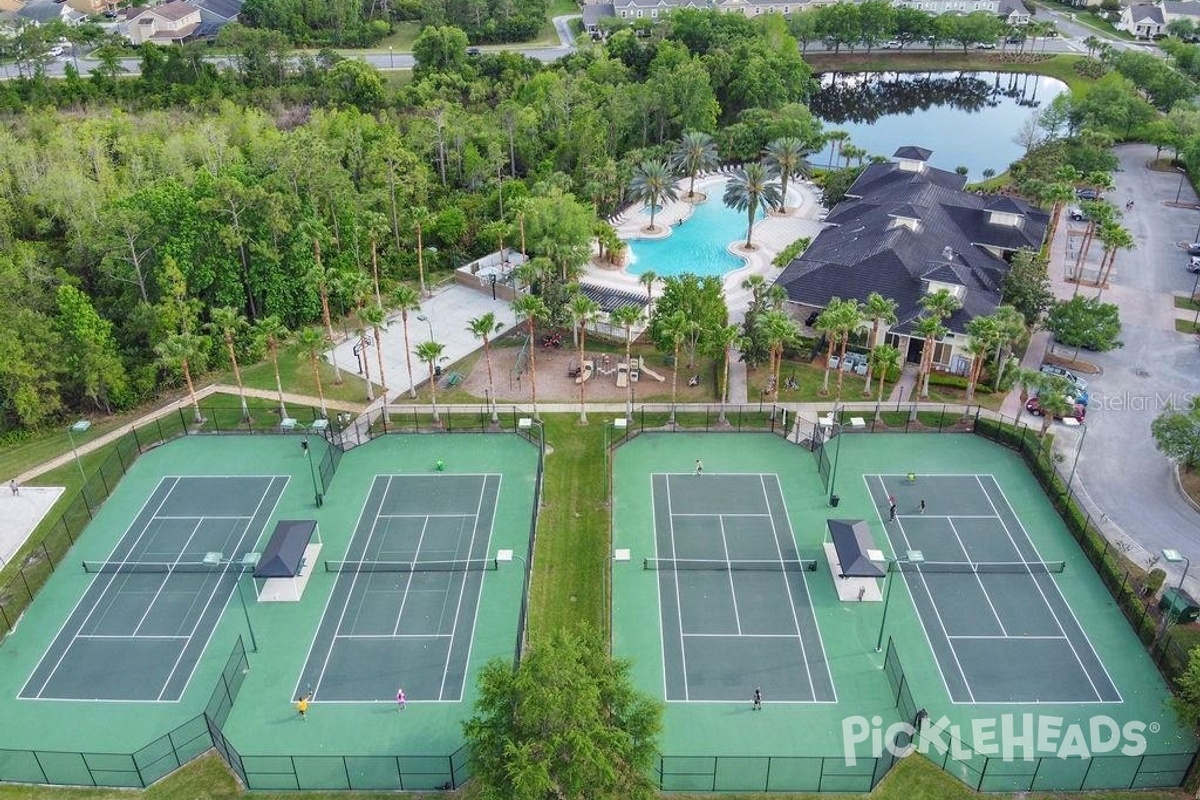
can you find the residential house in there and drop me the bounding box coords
[893,0,1031,25]
[773,146,1048,374]
[1119,0,1200,37]
[124,0,201,44]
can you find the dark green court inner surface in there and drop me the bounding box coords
[867,473,1119,704]
[653,472,835,703]
[21,475,286,702]
[296,474,500,703]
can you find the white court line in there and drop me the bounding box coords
[717,515,743,636]
[651,475,671,703]
[874,474,977,703]
[132,519,204,636]
[154,515,251,520]
[292,476,387,703]
[335,633,452,639]
[76,634,189,640]
[975,475,1119,703]
[157,477,285,701]
[767,473,836,703]
[672,512,771,518]
[455,474,503,704]
[23,477,181,699]
[665,475,691,701]
[683,632,805,638]
[945,518,1007,636]
[947,635,1068,640]
[439,475,499,701]
[896,515,999,520]
[436,486,487,699]
[759,474,817,702]
[376,513,473,519]
[311,476,395,700]
[391,517,432,636]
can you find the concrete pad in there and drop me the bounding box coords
[0,486,65,567]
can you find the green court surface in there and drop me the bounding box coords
[0,433,536,789]
[612,432,1197,791]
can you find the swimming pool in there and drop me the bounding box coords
[624,182,764,278]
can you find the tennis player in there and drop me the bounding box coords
[297,694,310,721]
[396,687,407,711]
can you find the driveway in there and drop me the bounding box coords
[1065,143,1200,592]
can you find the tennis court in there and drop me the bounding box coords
[21,475,287,702]
[650,472,835,703]
[296,473,500,703]
[867,473,1120,704]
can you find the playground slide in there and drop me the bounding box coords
[575,359,594,384]
[635,357,665,382]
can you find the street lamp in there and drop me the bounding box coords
[415,313,435,341]
[206,551,261,652]
[388,46,393,69]
[875,549,925,652]
[299,421,327,507]
[822,409,845,507]
[1062,418,1087,497]
[1164,548,1192,603]
[1176,166,1188,206]
[68,419,91,483]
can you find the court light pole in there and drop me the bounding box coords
[68,419,91,483]
[299,426,324,507]
[1177,167,1189,205]
[1164,548,1192,603]
[823,408,845,506]
[497,548,530,657]
[875,550,924,652]
[1063,418,1087,497]
[604,417,627,480]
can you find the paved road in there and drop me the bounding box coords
[1070,143,1200,592]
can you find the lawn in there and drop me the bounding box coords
[1175,296,1200,312]
[371,22,420,52]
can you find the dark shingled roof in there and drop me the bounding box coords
[582,2,614,26]
[580,282,648,314]
[774,148,1048,336]
[893,146,932,161]
[192,0,242,20]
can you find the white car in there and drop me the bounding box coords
[882,40,901,49]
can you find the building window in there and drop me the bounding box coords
[651,8,657,15]
[636,8,642,16]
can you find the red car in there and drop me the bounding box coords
[1025,396,1086,422]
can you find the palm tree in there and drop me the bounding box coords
[468,312,506,423]
[255,315,290,419]
[639,270,658,320]
[411,206,434,297]
[825,130,850,168]
[155,333,205,424]
[714,324,741,425]
[512,293,549,419]
[306,245,343,385]
[989,306,1027,391]
[661,310,691,425]
[361,304,389,416]
[1011,367,1041,428]
[569,293,601,424]
[1095,221,1135,291]
[670,131,719,201]
[764,138,813,212]
[870,343,902,422]
[862,293,898,396]
[832,299,864,399]
[760,309,799,401]
[355,324,374,402]
[913,315,947,417]
[206,306,250,420]
[610,304,644,420]
[293,327,329,418]
[723,163,782,249]
[1032,376,1076,438]
[815,298,852,395]
[415,340,447,425]
[917,289,961,398]
[392,285,421,399]
[629,161,679,232]
[1069,200,1116,286]
[964,316,999,404]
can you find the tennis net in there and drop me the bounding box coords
[895,560,1066,574]
[324,559,499,573]
[82,560,251,574]
[643,558,820,572]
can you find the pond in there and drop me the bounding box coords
[809,71,1068,180]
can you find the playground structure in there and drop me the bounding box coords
[576,355,666,387]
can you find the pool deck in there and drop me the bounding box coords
[583,172,828,323]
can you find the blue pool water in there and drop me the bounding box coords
[625,185,763,278]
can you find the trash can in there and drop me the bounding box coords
[1160,587,1200,624]
[434,365,443,377]
[829,495,840,507]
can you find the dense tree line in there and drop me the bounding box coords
[0,11,824,432]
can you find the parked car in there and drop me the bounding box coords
[882,40,901,49]
[1026,396,1086,422]
[1037,366,1089,405]
[975,41,997,49]
[1068,206,1087,221]
[1187,242,1200,256]
[1188,255,1200,274]
[1076,188,1101,201]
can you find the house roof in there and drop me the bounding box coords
[1165,0,1200,18]
[579,282,647,314]
[893,145,932,161]
[582,1,615,24]
[18,2,63,23]
[773,148,1048,336]
[191,0,241,20]
[1127,3,1165,23]
[128,0,198,22]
